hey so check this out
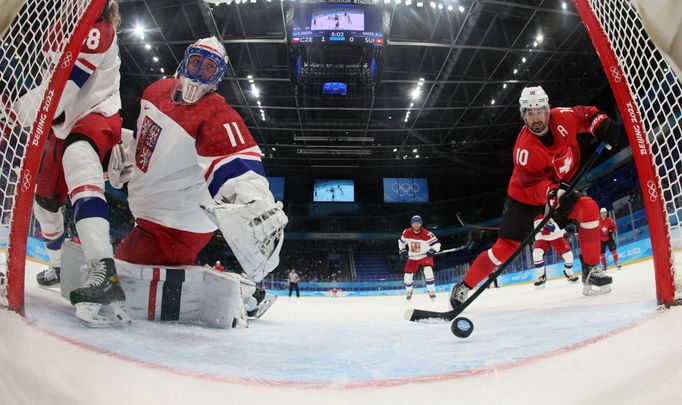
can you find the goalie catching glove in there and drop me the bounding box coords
[201,199,288,282]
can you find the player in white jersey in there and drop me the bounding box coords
[532,215,579,287]
[398,215,441,300]
[20,1,129,327]
[106,37,287,326]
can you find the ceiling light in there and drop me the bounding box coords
[503,83,507,89]
[144,43,151,50]
[404,118,409,123]
[458,5,465,13]
[412,148,418,153]
[409,102,414,108]
[133,24,145,39]
[405,0,412,5]
[562,2,567,10]
[416,1,424,6]
[513,68,518,74]
[437,3,443,10]
[272,147,276,151]
[395,0,402,4]
[251,84,260,98]
[491,99,495,105]
[384,0,391,3]
[410,88,421,99]
[447,5,453,11]
[415,155,420,158]
[536,34,544,43]
[430,1,436,8]
[257,101,261,106]
[522,57,526,63]
[533,41,538,47]
[393,148,398,152]
[152,56,159,62]
[160,67,165,73]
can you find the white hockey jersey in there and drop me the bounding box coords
[127,78,269,234]
[15,19,121,138]
[399,227,441,259]
[533,217,566,242]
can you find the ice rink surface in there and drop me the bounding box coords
[1,258,682,405]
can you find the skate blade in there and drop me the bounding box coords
[252,295,277,319]
[534,283,546,289]
[75,301,132,328]
[582,283,612,296]
[566,278,579,283]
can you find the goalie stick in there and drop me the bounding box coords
[456,212,500,232]
[406,141,609,322]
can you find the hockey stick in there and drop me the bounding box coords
[406,141,608,322]
[456,212,500,231]
[433,232,474,256]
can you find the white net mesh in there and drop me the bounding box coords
[1,0,93,305]
[585,0,682,298]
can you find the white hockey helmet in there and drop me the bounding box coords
[174,36,228,104]
[519,86,549,114]
[600,207,608,214]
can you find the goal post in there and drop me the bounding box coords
[573,0,682,306]
[1,0,107,314]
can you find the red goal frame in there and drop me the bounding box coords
[5,0,107,314]
[573,0,677,306]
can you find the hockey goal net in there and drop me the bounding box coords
[0,0,106,313]
[574,0,682,306]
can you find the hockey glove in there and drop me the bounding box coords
[426,249,436,258]
[590,113,620,150]
[400,249,409,261]
[107,143,133,189]
[546,181,570,210]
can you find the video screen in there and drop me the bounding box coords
[314,179,355,202]
[383,178,429,203]
[267,176,285,202]
[311,5,365,31]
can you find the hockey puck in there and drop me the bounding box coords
[451,317,474,338]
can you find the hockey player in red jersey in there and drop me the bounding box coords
[106,37,287,326]
[20,1,129,327]
[449,86,621,308]
[399,215,441,300]
[532,215,579,287]
[599,207,621,270]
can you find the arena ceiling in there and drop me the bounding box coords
[116,0,614,193]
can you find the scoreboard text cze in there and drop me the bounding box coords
[292,30,384,45]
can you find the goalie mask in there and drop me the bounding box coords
[173,37,228,104]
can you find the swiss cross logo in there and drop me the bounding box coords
[553,150,574,178]
[410,241,421,253]
[136,115,162,172]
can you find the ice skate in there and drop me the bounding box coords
[449,281,470,309]
[581,262,612,296]
[248,293,277,319]
[616,263,622,270]
[70,258,130,328]
[0,271,6,296]
[36,266,60,288]
[563,270,579,283]
[405,290,413,301]
[428,291,437,301]
[534,274,546,288]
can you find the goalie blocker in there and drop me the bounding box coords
[60,241,273,328]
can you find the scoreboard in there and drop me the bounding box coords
[290,2,384,46]
[291,30,384,45]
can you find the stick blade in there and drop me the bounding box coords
[405,308,457,322]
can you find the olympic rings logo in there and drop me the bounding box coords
[609,65,622,83]
[646,180,658,202]
[61,52,73,69]
[20,170,31,193]
[391,182,421,197]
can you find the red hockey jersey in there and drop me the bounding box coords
[507,106,602,206]
[599,216,617,242]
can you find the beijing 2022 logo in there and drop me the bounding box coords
[392,181,421,197]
